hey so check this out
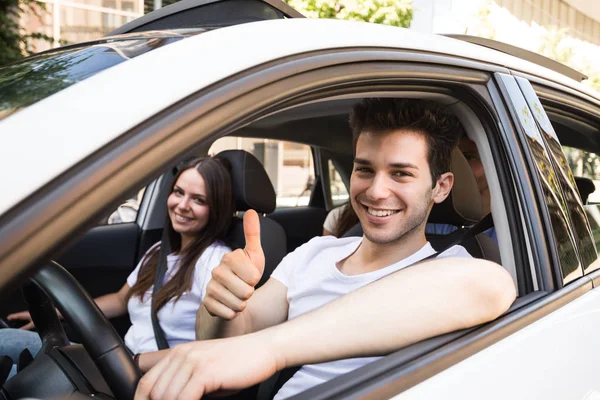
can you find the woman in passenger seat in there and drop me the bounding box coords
[0,157,235,377]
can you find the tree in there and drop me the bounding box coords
[0,0,53,66]
[283,0,412,28]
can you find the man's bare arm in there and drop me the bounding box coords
[137,257,516,400]
[269,257,515,366]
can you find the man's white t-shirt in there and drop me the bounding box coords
[124,241,230,353]
[270,236,472,400]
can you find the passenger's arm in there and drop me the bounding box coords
[94,283,131,319]
[137,349,170,373]
[136,257,516,400]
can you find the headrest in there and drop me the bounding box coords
[217,149,276,214]
[575,176,595,204]
[427,147,483,226]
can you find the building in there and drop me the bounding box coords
[21,0,144,52]
[412,0,600,45]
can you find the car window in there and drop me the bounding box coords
[0,35,189,121]
[99,187,146,225]
[209,137,315,208]
[562,145,600,253]
[498,74,583,284]
[563,146,600,203]
[515,77,597,275]
[328,160,349,207]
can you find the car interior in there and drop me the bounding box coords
[1,90,576,398]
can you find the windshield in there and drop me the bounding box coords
[0,34,190,121]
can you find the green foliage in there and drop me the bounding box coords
[0,0,54,66]
[144,0,179,15]
[0,48,89,118]
[538,28,574,65]
[536,27,600,93]
[465,0,496,39]
[283,0,412,28]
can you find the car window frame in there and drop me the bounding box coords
[533,84,600,278]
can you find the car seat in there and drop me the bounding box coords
[217,149,288,288]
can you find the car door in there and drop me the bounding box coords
[386,74,600,400]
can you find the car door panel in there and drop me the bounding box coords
[397,283,600,399]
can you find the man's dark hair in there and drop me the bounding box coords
[349,98,464,186]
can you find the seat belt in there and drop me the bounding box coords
[151,227,171,350]
[424,213,494,260]
[257,213,494,400]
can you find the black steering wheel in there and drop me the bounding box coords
[3,261,141,400]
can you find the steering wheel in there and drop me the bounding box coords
[2,261,141,400]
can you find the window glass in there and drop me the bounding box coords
[515,77,597,275]
[98,187,146,225]
[210,138,315,208]
[498,74,582,284]
[0,36,189,121]
[562,145,600,257]
[563,146,600,203]
[328,160,349,207]
[101,187,146,225]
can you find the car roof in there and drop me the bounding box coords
[2,18,599,216]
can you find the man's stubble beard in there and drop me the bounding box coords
[362,189,433,246]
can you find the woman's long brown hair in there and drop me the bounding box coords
[334,203,359,238]
[125,157,234,312]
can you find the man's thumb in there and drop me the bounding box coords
[243,210,265,272]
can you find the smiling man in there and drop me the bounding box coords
[135,99,516,400]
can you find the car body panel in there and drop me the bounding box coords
[396,284,600,400]
[2,18,599,217]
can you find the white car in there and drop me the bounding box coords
[1,0,600,399]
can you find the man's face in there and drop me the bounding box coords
[350,129,452,245]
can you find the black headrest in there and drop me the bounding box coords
[217,150,276,214]
[575,176,596,204]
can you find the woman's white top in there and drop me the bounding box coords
[323,204,348,233]
[124,241,230,353]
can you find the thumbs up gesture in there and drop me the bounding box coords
[204,210,265,320]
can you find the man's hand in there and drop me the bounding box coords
[6,310,35,330]
[135,332,282,400]
[203,209,265,320]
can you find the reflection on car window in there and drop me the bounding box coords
[563,146,600,203]
[516,78,597,274]
[0,36,185,121]
[499,74,582,284]
[210,137,315,208]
